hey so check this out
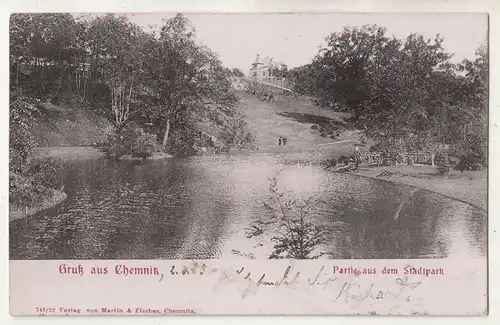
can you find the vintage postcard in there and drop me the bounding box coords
[8,12,488,316]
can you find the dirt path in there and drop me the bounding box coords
[237,92,359,156]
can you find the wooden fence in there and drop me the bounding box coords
[359,151,437,166]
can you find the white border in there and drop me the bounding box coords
[0,0,497,324]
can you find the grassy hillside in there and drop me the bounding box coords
[234,90,366,159]
[29,87,366,163]
[31,100,114,147]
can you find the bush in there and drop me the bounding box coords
[133,132,161,159]
[338,155,349,165]
[325,158,337,167]
[10,94,39,171]
[245,170,327,259]
[437,164,451,175]
[369,142,381,152]
[26,158,63,189]
[9,172,51,208]
[9,148,25,174]
[104,125,161,159]
[245,82,283,103]
[455,154,483,171]
[10,156,64,208]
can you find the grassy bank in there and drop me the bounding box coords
[32,100,113,147]
[349,164,487,211]
[10,188,67,221]
[32,146,106,161]
[32,147,173,161]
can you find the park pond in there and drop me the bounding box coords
[9,154,487,260]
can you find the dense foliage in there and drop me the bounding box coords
[282,25,488,167]
[10,13,251,158]
[103,124,162,159]
[9,158,63,208]
[9,93,39,171]
[10,13,255,210]
[232,68,245,77]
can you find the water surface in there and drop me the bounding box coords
[9,155,487,259]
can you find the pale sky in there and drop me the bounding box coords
[124,13,487,73]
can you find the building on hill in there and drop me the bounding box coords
[248,54,286,81]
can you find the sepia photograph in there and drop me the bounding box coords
[8,12,488,262]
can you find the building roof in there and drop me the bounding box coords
[259,56,271,66]
[252,54,263,65]
[252,54,286,68]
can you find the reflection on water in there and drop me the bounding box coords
[9,155,487,259]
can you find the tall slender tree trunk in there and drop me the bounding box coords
[82,76,87,102]
[162,119,171,147]
[16,61,19,93]
[74,54,79,94]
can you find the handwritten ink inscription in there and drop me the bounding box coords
[55,262,440,308]
[216,265,424,305]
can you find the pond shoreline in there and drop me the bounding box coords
[32,146,172,161]
[348,165,487,211]
[29,147,487,211]
[10,188,67,221]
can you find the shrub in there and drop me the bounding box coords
[369,142,381,152]
[133,131,161,159]
[338,155,349,165]
[325,158,337,167]
[455,154,483,171]
[437,164,451,175]
[26,158,63,189]
[9,172,51,208]
[10,155,64,206]
[9,148,25,174]
[245,82,282,103]
[245,170,327,259]
[311,124,319,130]
[104,125,161,159]
[10,94,39,171]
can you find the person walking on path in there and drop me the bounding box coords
[278,137,282,146]
[283,137,288,146]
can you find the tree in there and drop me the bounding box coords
[86,14,151,130]
[232,68,245,77]
[10,14,80,101]
[143,14,238,148]
[446,44,488,167]
[269,65,289,79]
[306,25,460,155]
[287,63,321,97]
[9,92,40,170]
[313,25,400,121]
[360,32,453,148]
